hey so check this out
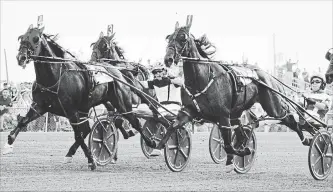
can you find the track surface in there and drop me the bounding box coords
[0,132,332,191]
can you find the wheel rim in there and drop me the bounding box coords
[209,125,226,164]
[233,126,257,173]
[308,131,333,180]
[89,119,117,166]
[141,119,165,158]
[165,124,192,172]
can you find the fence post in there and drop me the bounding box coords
[44,113,48,132]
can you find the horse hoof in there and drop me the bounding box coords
[302,138,312,146]
[225,163,234,173]
[7,135,15,145]
[110,159,117,164]
[150,149,162,157]
[2,143,13,155]
[63,156,73,164]
[88,161,97,171]
[244,147,252,156]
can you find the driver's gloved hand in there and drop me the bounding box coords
[305,98,316,105]
[152,77,171,87]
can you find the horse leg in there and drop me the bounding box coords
[64,115,90,163]
[256,71,309,145]
[281,114,312,145]
[219,116,252,171]
[230,118,246,149]
[68,112,96,170]
[3,103,45,155]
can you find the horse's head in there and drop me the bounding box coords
[17,23,45,68]
[325,48,333,84]
[90,25,124,61]
[164,15,199,67]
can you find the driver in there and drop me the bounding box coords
[299,72,332,135]
[139,64,183,112]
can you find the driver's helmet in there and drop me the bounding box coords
[151,63,167,75]
[310,72,326,90]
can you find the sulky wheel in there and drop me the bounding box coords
[209,124,227,164]
[164,122,192,172]
[88,117,118,166]
[232,125,257,174]
[140,119,166,158]
[308,130,333,180]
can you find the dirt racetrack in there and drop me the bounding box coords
[0,132,332,191]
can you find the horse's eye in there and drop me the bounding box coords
[32,36,39,44]
[179,34,187,42]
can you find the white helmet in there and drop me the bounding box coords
[310,72,326,90]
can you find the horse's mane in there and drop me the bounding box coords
[43,34,66,58]
[194,35,216,60]
[43,34,86,69]
[113,41,125,60]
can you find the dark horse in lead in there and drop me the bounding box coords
[157,15,312,169]
[2,18,158,170]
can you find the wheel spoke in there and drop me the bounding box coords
[177,130,184,140]
[219,145,224,159]
[213,143,220,155]
[155,138,162,141]
[146,127,153,136]
[212,137,220,142]
[313,156,322,166]
[168,145,178,150]
[99,121,108,133]
[325,153,333,158]
[174,149,179,165]
[179,148,188,159]
[321,157,325,174]
[98,145,103,159]
[103,143,113,156]
[106,132,115,140]
[243,156,246,167]
[93,138,103,143]
[315,143,323,156]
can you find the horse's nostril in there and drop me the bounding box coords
[168,58,174,63]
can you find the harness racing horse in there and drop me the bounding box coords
[2,22,158,170]
[88,28,158,163]
[157,15,311,169]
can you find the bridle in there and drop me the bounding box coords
[18,40,35,64]
[166,29,190,63]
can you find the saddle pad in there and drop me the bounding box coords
[85,64,114,85]
[230,66,259,85]
[132,103,180,118]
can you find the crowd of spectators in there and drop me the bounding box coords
[0,82,33,131]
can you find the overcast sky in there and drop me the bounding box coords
[0,0,332,83]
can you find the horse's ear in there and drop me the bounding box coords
[186,15,193,30]
[175,21,179,31]
[90,42,95,48]
[108,32,116,41]
[99,32,104,38]
[18,35,23,41]
[39,26,45,34]
[28,24,33,31]
[165,35,170,40]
